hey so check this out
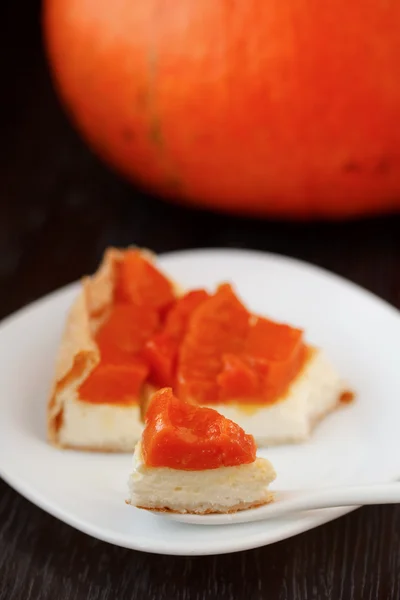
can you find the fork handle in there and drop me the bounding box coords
[266,483,400,521]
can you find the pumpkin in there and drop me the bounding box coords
[44,1,400,219]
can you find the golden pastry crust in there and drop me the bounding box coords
[47,247,156,448]
[126,493,275,514]
[47,288,100,446]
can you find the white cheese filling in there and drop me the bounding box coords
[57,349,343,451]
[128,442,276,513]
[58,389,143,451]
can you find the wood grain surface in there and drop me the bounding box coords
[1,1,400,598]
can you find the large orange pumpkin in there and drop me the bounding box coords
[44,1,400,219]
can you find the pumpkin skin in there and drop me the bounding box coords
[44,1,400,219]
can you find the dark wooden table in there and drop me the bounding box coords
[1,2,400,598]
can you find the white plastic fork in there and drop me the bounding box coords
[159,482,400,525]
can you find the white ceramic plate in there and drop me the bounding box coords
[1,249,400,556]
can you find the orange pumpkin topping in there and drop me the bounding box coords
[79,360,149,405]
[114,249,175,310]
[78,251,176,404]
[218,317,308,403]
[177,284,250,403]
[177,285,307,404]
[78,251,307,408]
[141,388,256,470]
[143,289,210,387]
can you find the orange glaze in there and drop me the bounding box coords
[78,306,156,405]
[177,286,307,405]
[218,317,308,404]
[114,249,175,311]
[141,388,256,470]
[78,250,307,408]
[340,390,355,404]
[177,284,251,403]
[96,304,159,362]
[143,289,210,387]
[78,251,176,404]
[79,360,149,404]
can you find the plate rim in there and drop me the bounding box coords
[0,247,399,555]
[0,457,359,555]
